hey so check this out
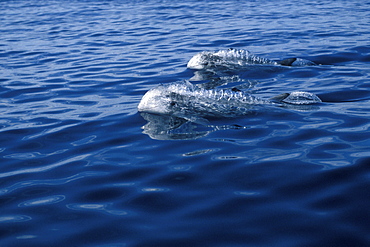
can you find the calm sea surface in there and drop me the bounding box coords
[1,0,370,246]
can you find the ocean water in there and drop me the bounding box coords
[1,0,370,246]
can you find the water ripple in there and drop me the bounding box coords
[0,154,92,179]
[66,203,128,216]
[18,195,65,207]
[3,149,67,160]
[0,215,32,223]
[0,172,105,195]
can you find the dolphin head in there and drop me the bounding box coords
[187,52,209,70]
[138,85,173,115]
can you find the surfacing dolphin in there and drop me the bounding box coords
[138,81,321,123]
[187,48,316,70]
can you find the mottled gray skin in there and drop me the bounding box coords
[139,49,320,139]
[138,81,268,119]
[138,81,321,121]
[187,48,316,70]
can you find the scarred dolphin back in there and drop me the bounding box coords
[187,49,276,69]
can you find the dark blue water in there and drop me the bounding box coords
[1,0,370,246]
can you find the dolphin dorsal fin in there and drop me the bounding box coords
[278,58,297,66]
[270,93,290,103]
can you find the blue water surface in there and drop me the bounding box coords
[1,0,370,246]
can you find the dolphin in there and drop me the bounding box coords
[138,81,321,123]
[187,48,316,70]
